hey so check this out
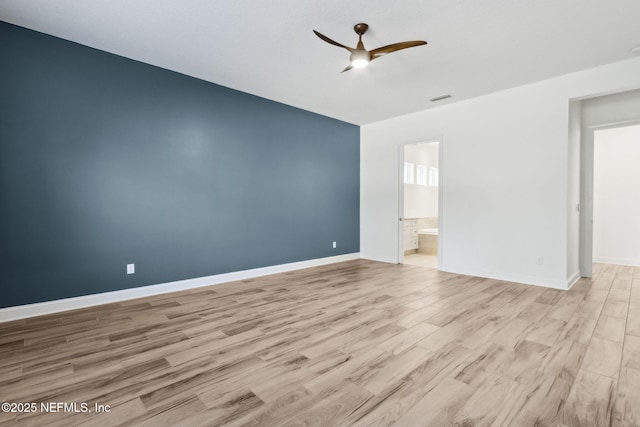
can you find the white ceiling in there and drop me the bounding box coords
[1,0,639,125]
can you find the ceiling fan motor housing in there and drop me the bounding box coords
[354,23,369,35]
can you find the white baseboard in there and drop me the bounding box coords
[0,253,361,323]
[438,265,570,290]
[566,271,581,289]
[593,257,640,267]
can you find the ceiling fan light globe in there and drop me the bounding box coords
[352,58,369,69]
[350,50,370,69]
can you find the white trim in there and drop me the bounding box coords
[579,124,595,277]
[398,145,405,264]
[0,253,360,323]
[566,271,581,289]
[439,266,570,290]
[437,139,444,271]
[593,257,640,267]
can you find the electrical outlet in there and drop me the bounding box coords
[536,257,543,266]
[127,264,135,275]
[332,241,337,249]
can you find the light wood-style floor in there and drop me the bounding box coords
[1,260,639,426]
[404,253,438,269]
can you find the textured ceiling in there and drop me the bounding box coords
[1,0,639,124]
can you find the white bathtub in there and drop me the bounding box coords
[418,228,438,235]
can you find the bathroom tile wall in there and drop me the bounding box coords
[418,217,438,229]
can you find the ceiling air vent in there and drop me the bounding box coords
[430,94,452,102]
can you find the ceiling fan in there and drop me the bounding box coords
[313,23,427,72]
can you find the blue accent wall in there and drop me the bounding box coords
[0,22,360,309]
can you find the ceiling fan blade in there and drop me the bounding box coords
[341,63,353,73]
[369,41,427,60]
[313,30,356,54]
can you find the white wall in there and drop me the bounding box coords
[593,125,640,266]
[361,57,640,289]
[404,143,439,219]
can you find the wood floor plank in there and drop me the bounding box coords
[559,314,599,344]
[539,338,587,383]
[377,321,440,355]
[594,315,627,343]
[393,377,476,426]
[395,304,444,328]
[450,374,519,426]
[510,286,545,306]
[608,289,631,304]
[526,316,567,346]
[251,350,349,403]
[302,346,390,394]
[460,321,503,350]
[496,339,551,384]
[603,300,629,319]
[492,372,571,426]
[490,317,534,348]
[560,369,616,427]
[582,337,623,378]
[356,345,431,395]
[547,301,581,322]
[576,300,604,319]
[536,288,565,305]
[586,289,610,304]
[455,341,510,387]
[349,343,473,426]
[129,395,207,427]
[622,334,640,370]
[279,381,373,427]
[614,366,640,425]
[414,320,471,353]
[222,387,316,427]
[0,412,16,425]
[626,313,640,337]
[516,301,552,323]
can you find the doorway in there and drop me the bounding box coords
[577,88,640,278]
[398,141,441,268]
[580,121,640,276]
[592,124,640,266]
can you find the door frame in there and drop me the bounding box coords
[579,119,640,277]
[397,138,443,268]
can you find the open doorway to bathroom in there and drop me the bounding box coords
[399,141,440,268]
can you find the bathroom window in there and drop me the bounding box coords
[428,167,439,187]
[416,165,427,186]
[404,162,414,184]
